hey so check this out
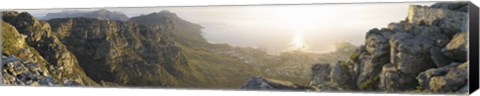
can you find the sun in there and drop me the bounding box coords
[268,6,323,52]
[292,31,307,51]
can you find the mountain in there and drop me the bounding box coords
[2,11,98,86]
[2,9,359,88]
[46,17,198,87]
[129,10,209,48]
[2,2,468,94]
[42,9,129,21]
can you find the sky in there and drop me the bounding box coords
[17,2,434,53]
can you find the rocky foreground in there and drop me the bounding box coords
[241,2,470,94]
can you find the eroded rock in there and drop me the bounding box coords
[2,55,58,86]
[241,76,311,90]
[379,64,417,91]
[390,32,436,75]
[407,5,467,37]
[330,61,357,90]
[441,32,467,62]
[416,62,468,93]
[310,63,331,85]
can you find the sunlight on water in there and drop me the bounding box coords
[292,31,307,51]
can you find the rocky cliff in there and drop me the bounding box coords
[47,17,193,87]
[242,2,470,94]
[42,9,129,22]
[308,2,469,93]
[129,10,210,48]
[2,12,98,86]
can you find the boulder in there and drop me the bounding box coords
[356,57,382,90]
[379,64,417,91]
[310,63,331,85]
[353,28,394,91]
[390,32,436,75]
[430,46,453,67]
[407,5,467,37]
[387,21,411,32]
[416,62,468,93]
[365,28,393,63]
[330,61,357,90]
[410,26,450,47]
[2,55,59,86]
[241,76,311,90]
[441,32,467,62]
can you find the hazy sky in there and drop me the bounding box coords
[18,2,434,53]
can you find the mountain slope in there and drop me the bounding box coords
[47,18,197,87]
[2,12,98,86]
[128,10,358,87]
[129,10,210,48]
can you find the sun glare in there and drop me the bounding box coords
[269,6,324,51]
[292,31,307,51]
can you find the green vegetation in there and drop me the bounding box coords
[359,76,380,90]
[2,22,63,84]
[349,51,361,62]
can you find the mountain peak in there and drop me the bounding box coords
[43,9,129,21]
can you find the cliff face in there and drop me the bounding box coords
[42,9,129,22]
[243,2,469,94]
[129,11,209,48]
[307,2,469,93]
[2,12,96,86]
[47,18,191,86]
[1,22,56,86]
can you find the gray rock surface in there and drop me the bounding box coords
[310,63,331,85]
[407,5,467,37]
[2,55,57,86]
[241,76,311,90]
[416,62,468,93]
[365,28,393,64]
[379,64,417,91]
[430,46,453,67]
[441,32,467,62]
[2,11,98,86]
[330,61,357,90]
[353,28,395,91]
[390,31,436,75]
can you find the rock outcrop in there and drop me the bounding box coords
[416,62,468,93]
[2,12,98,86]
[309,61,357,91]
[129,10,209,48]
[42,9,129,21]
[354,28,393,90]
[407,5,467,37]
[310,64,331,86]
[299,2,469,93]
[2,55,57,86]
[379,64,417,91]
[241,76,311,90]
[441,32,467,62]
[352,2,468,93]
